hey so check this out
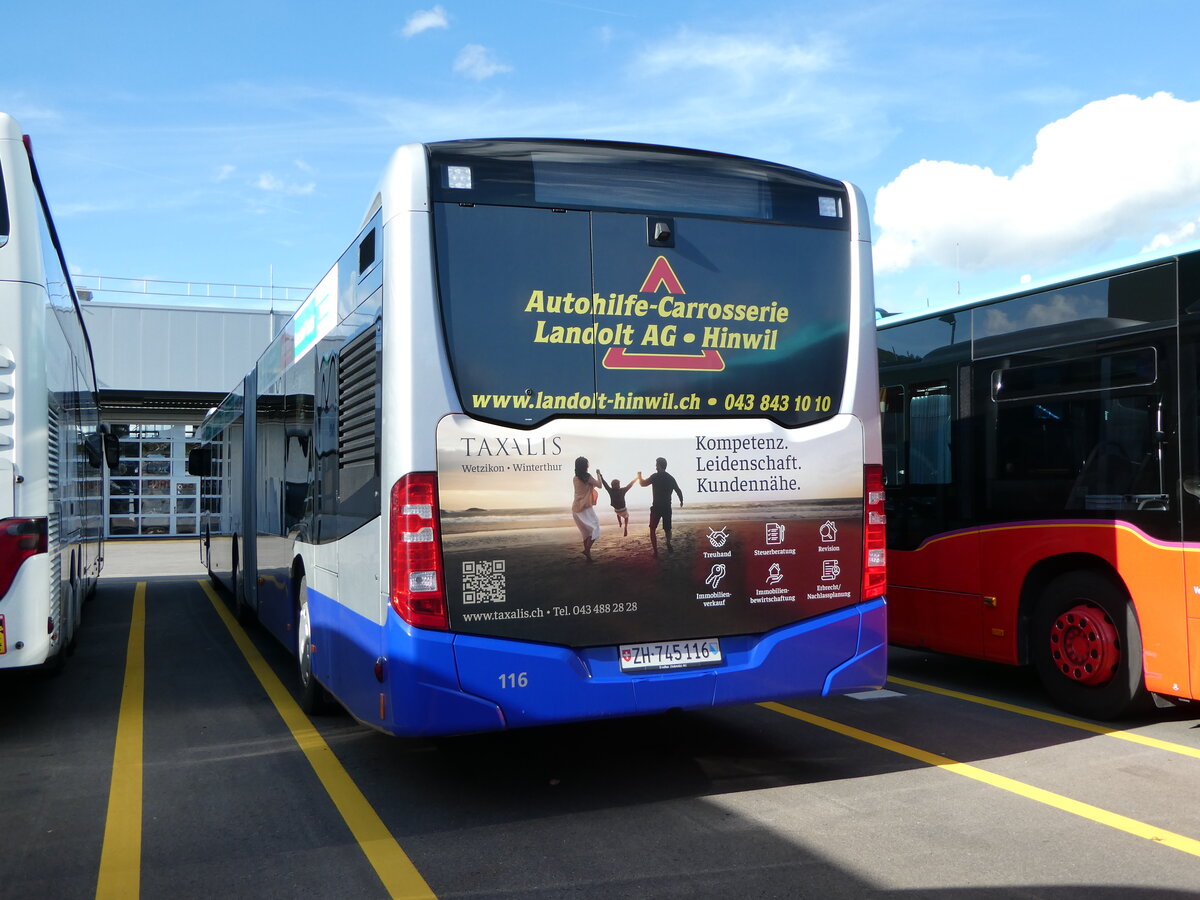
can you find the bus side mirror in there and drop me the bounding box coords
[103,432,120,472]
[83,433,104,469]
[187,446,212,477]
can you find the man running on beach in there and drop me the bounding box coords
[637,457,684,556]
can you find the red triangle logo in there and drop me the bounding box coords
[639,256,685,294]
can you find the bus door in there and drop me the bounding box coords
[891,371,984,657]
[1176,258,1200,699]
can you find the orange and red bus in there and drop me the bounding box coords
[877,246,1200,718]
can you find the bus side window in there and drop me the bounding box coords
[908,382,951,485]
[881,385,905,487]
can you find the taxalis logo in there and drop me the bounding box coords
[603,256,725,372]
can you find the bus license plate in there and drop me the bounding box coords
[619,638,721,672]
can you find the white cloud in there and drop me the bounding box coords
[54,201,120,217]
[453,44,512,81]
[873,92,1200,273]
[401,5,448,38]
[1145,217,1199,252]
[214,164,236,182]
[254,173,315,196]
[635,29,834,88]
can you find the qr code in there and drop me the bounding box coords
[462,560,506,604]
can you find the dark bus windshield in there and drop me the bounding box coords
[429,140,852,428]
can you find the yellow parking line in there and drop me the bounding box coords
[888,676,1200,761]
[96,582,146,900]
[760,701,1200,858]
[199,580,436,900]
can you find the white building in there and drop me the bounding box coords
[83,298,292,538]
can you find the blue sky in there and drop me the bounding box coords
[6,0,1200,315]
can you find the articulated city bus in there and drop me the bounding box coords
[195,139,886,736]
[878,246,1200,718]
[0,113,116,670]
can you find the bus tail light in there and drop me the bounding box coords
[388,473,449,631]
[0,517,48,599]
[863,466,887,601]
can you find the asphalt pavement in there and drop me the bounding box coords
[101,537,207,578]
[2,551,1199,899]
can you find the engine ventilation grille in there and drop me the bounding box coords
[337,324,379,471]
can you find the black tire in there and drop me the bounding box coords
[296,577,336,715]
[41,631,67,676]
[1032,570,1149,719]
[232,538,252,624]
[233,584,252,624]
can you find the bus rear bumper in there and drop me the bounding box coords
[444,597,887,732]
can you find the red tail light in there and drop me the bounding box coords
[388,473,448,630]
[0,517,48,599]
[862,466,887,601]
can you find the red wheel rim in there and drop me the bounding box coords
[1048,603,1120,687]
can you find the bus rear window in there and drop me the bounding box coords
[430,140,850,229]
[530,155,772,221]
[434,202,851,428]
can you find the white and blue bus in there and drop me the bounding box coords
[0,113,116,670]
[194,139,886,736]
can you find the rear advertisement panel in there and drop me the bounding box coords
[436,415,864,647]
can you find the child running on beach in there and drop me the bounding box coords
[596,470,634,537]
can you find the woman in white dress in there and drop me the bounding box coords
[571,456,602,561]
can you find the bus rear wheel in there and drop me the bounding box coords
[232,538,252,624]
[1032,571,1148,720]
[296,576,335,715]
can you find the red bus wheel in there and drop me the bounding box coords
[1048,603,1121,687]
[1032,570,1149,720]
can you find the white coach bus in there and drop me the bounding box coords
[0,113,116,670]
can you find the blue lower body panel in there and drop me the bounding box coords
[370,598,885,737]
[306,586,886,737]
